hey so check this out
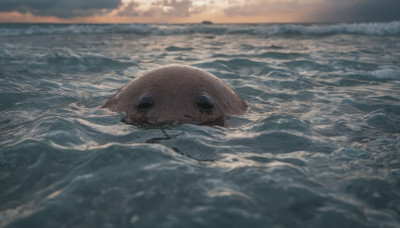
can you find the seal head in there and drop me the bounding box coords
[102,65,248,125]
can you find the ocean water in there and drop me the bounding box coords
[1,22,400,227]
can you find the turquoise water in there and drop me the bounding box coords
[1,22,400,227]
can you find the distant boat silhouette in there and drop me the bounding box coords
[201,21,213,25]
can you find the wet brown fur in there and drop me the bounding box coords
[102,65,248,124]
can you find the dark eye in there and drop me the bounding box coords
[195,94,213,111]
[137,94,155,110]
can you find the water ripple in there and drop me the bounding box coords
[1,23,400,227]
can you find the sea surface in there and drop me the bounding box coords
[1,22,400,227]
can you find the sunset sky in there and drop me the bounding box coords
[0,0,399,24]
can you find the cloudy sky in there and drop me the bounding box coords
[0,0,399,23]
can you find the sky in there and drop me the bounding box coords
[0,0,399,23]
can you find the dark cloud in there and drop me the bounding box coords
[0,0,122,18]
[312,0,400,22]
[223,0,400,22]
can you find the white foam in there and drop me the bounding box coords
[0,21,399,36]
[240,21,400,36]
[370,69,400,80]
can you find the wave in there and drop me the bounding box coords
[1,21,400,37]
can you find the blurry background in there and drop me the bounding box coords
[0,0,400,23]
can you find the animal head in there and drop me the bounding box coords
[103,65,248,125]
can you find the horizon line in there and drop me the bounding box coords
[1,20,398,25]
